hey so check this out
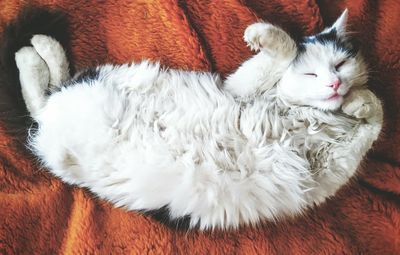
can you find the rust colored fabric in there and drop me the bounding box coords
[0,0,399,254]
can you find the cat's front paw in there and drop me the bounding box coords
[341,89,380,119]
[243,22,282,52]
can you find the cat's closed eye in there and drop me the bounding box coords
[304,73,318,77]
[335,60,346,71]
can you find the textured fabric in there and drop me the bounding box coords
[0,0,399,254]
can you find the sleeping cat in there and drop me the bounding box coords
[12,9,382,230]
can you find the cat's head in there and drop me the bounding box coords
[278,10,368,111]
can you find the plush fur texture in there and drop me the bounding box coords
[9,8,382,230]
[1,1,399,254]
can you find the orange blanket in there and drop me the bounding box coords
[0,0,399,254]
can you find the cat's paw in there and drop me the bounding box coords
[30,34,64,59]
[15,46,50,88]
[243,22,296,58]
[31,34,70,87]
[244,22,282,52]
[15,46,50,114]
[341,89,380,119]
[15,46,45,69]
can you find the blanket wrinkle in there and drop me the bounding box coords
[0,0,399,254]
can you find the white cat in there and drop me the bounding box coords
[14,9,382,230]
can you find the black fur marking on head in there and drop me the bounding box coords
[314,28,338,44]
[300,28,339,46]
[141,205,194,231]
[296,28,358,61]
[0,7,72,143]
[73,67,100,84]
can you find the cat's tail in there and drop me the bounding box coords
[0,7,71,140]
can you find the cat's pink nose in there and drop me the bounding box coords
[328,79,341,91]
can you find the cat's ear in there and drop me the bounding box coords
[330,9,348,37]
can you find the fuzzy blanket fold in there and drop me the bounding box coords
[0,0,399,254]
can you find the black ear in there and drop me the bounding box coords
[329,9,348,37]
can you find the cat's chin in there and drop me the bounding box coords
[311,96,344,111]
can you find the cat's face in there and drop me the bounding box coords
[278,10,368,111]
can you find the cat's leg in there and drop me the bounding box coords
[30,35,70,88]
[224,23,297,98]
[341,89,383,124]
[243,23,297,58]
[308,89,383,203]
[15,47,50,116]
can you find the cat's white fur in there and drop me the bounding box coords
[15,10,383,230]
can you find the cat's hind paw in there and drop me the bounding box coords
[15,46,50,114]
[31,34,70,88]
[15,46,50,91]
